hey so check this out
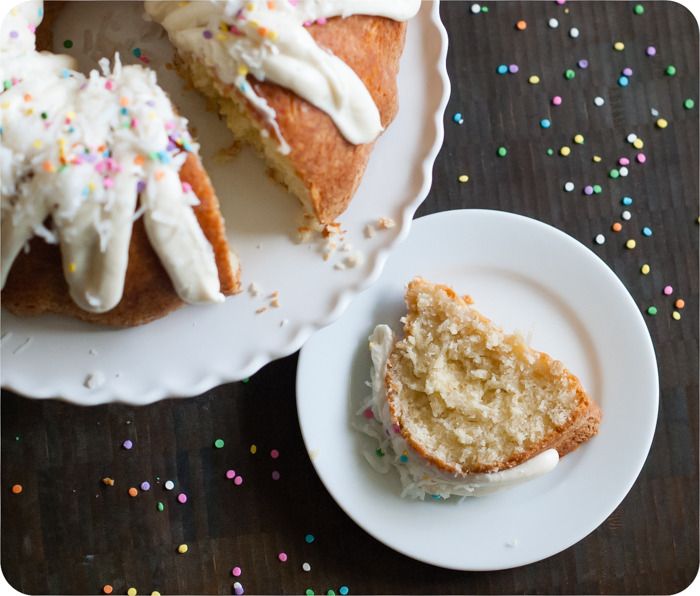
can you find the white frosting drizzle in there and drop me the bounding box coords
[145,0,420,153]
[354,325,559,500]
[0,0,43,56]
[0,5,223,313]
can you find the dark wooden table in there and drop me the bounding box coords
[2,2,698,594]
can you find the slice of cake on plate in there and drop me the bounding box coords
[358,278,601,499]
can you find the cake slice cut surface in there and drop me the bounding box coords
[386,278,601,475]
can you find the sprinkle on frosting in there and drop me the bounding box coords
[0,3,223,312]
[145,0,421,153]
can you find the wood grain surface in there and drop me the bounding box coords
[2,1,698,594]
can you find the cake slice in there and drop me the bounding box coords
[146,0,419,223]
[385,278,601,476]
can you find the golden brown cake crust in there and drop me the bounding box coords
[231,15,407,223]
[1,153,240,327]
[385,278,602,476]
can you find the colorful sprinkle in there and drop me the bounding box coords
[622,196,633,206]
[271,471,280,480]
[339,588,349,595]
[122,439,133,450]
[665,65,677,76]
[497,64,508,75]
[233,582,244,595]
[646,306,658,316]
[278,552,288,562]
[636,152,647,163]
[458,174,469,183]
[618,76,629,87]
[584,186,594,196]
[270,449,280,459]
[569,27,579,38]
[157,501,165,512]
[516,20,527,31]
[127,588,137,596]
[672,311,681,321]
[214,438,225,449]
[622,210,632,221]
[663,285,673,296]
[470,4,481,14]
[305,590,314,596]
[552,95,562,106]
[250,444,257,454]
[540,118,551,129]
[140,481,151,491]
[452,112,463,124]
[103,586,113,595]
[564,69,575,80]
[675,299,685,309]
[226,470,236,479]
[634,4,645,14]
[609,169,620,179]
[613,41,625,51]
[177,544,188,554]
[619,167,629,177]
[642,226,653,237]
[684,99,695,109]
[11,484,22,494]
[641,264,651,275]
[177,493,188,504]
[564,181,575,192]
[646,46,656,56]
[497,146,508,157]
[656,118,668,129]
[592,155,602,162]
[578,59,589,69]
[232,567,242,577]
[234,475,244,486]
[128,487,138,497]
[164,480,175,490]
[625,239,637,249]
[593,184,602,194]
[63,39,73,49]
[612,222,623,232]
[305,534,315,544]
[559,146,571,157]
[528,75,540,85]
[101,477,115,486]
[508,64,519,74]
[573,134,584,144]
[594,234,605,245]
[203,30,213,39]
[548,18,559,28]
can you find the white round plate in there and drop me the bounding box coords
[0,1,449,404]
[297,209,659,570]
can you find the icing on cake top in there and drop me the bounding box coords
[145,0,421,153]
[0,2,222,313]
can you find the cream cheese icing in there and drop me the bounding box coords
[145,0,421,153]
[0,0,43,56]
[0,3,223,313]
[354,325,559,500]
